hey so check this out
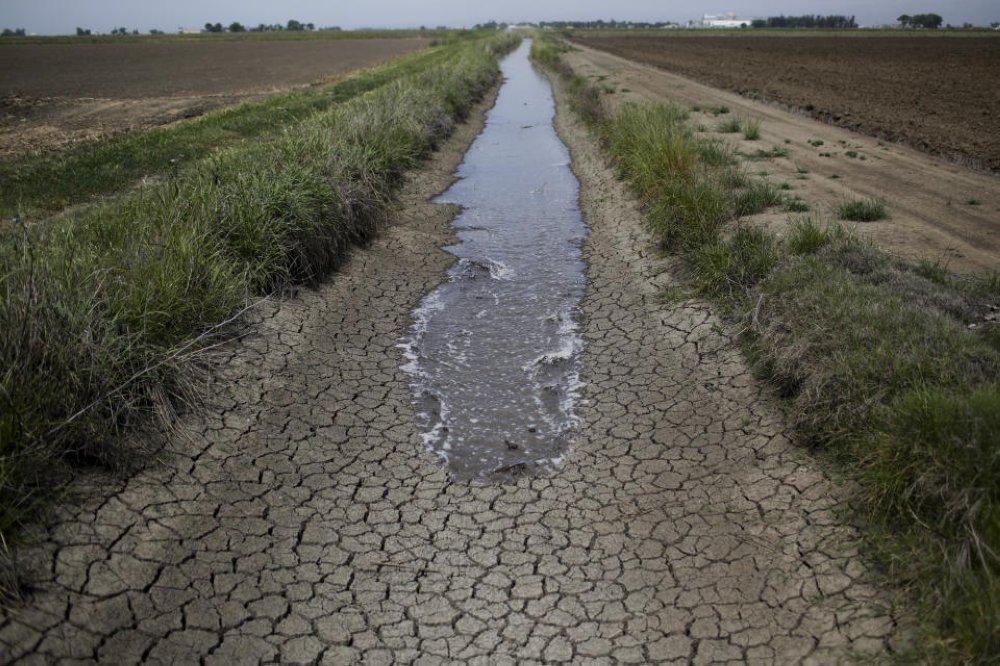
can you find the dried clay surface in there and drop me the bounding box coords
[0,77,905,664]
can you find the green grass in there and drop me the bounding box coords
[741,146,789,161]
[533,32,1000,662]
[0,43,468,220]
[731,179,783,217]
[0,32,520,546]
[838,197,888,221]
[782,196,810,213]
[716,116,761,139]
[716,117,742,133]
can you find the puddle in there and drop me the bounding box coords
[399,39,588,483]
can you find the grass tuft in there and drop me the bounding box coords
[730,179,783,217]
[692,225,780,304]
[785,217,852,255]
[742,118,762,140]
[716,117,742,133]
[837,197,888,221]
[782,197,810,213]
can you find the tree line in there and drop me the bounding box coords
[897,13,944,28]
[536,20,677,29]
[751,15,858,29]
[204,20,326,33]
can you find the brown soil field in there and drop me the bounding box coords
[571,34,1000,172]
[563,43,1000,275]
[0,38,428,155]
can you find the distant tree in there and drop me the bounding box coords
[286,19,305,31]
[1,28,26,37]
[758,14,857,29]
[228,22,246,33]
[203,22,224,33]
[899,13,943,28]
[149,29,164,35]
[918,13,944,28]
[110,27,129,36]
[76,27,92,36]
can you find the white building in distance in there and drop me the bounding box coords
[699,13,752,28]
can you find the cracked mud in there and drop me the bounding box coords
[1,56,904,665]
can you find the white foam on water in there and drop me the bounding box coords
[397,39,588,482]
[487,258,515,281]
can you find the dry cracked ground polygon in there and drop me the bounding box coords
[0,78,904,665]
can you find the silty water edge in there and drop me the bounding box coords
[399,39,588,483]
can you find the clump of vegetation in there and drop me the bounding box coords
[0,32,520,543]
[533,32,1000,663]
[742,146,789,161]
[716,117,742,133]
[741,118,761,140]
[716,116,761,140]
[783,197,810,212]
[838,197,888,221]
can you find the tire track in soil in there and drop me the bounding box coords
[0,71,905,664]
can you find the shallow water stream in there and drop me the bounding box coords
[400,40,588,482]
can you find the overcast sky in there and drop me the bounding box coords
[2,0,996,34]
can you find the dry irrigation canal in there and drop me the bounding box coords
[0,38,904,665]
[401,39,587,483]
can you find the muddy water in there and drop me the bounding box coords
[400,40,587,482]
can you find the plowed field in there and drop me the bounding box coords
[571,34,1000,171]
[0,38,428,155]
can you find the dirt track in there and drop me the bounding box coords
[0,38,427,156]
[564,43,1000,275]
[0,58,905,663]
[571,34,1000,172]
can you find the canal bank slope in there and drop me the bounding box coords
[1,46,902,664]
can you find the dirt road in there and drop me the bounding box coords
[0,64,902,663]
[566,43,1000,275]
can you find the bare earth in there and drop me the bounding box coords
[0,71,906,663]
[565,43,1000,276]
[571,34,1000,172]
[0,38,428,157]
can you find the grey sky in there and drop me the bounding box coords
[2,0,997,34]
